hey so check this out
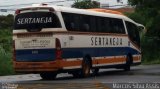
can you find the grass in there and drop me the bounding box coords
[142,51,160,65]
[0,49,14,75]
[142,60,160,65]
[141,37,160,65]
[0,28,14,76]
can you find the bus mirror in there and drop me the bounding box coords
[138,26,146,38]
[137,24,146,34]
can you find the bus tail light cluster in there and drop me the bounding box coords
[12,40,16,61]
[15,9,20,14]
[55,38,62,60]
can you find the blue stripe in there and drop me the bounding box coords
[15,47,140,62]
[62,47,140,58]
[16,49,56,62]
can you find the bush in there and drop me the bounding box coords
[0,29,14,75]
[141,37,160,64]
[0,47,14,75]
[0,14,14,29]
[126,12,160,64]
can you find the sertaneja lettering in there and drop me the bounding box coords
[17,17,52,24]
[91,37,122,46]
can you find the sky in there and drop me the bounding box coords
[0,0,128,15]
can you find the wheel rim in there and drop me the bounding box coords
[40,72,57,80]
[92,68,99,75]
[84,64,90,75]
[83,61,90,77]
[124,55,132,71]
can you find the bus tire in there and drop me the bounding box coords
[72,71,81,78]
[124,55,132,71]
[81,57,91,77]
[40,72,57,80]
[92,68,99,76]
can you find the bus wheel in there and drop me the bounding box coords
[124,55,132,71]
[82,57,91,77]
[92,68,99,76]
[40,72,57,80]
[72,71,81,78]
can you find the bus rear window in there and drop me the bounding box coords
[14,12,61,30]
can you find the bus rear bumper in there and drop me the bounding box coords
[13,61,61,73]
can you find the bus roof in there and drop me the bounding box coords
[51,6,139,26]
[86,8,124,16]
[18,4,143,27]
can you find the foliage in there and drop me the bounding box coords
[0,50,14,75]
[0,14,13,75]
[141,37,160,64]
[0,28,14,75]
[125,12,145,25]
[72,0,100,9]
[0,14,14,29]
[128,0,160,38]
[128,0,160,10]
[128,0,160,64]
[0,29,12,52]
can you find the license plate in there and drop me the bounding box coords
[15,38,55,49]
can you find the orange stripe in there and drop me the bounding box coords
[14,56,140,72]
[59,60,82,67]
[133,56,141,62]
[59,57,126,68]
[14,61,60,72]
[92,57,126,65]
[15,68,58,72]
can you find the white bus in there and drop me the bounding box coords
[13,4,144,80]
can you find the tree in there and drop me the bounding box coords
[128,0,160,38]
[72,0,100,9]
[0,14,14,29]
[128,0,160,64]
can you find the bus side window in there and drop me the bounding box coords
[62,12,80,31]
[96,17,102,32]
[116,19,125,34]
[70,22,75,29]
[109,18,115,33]
[90,16,96,32]
[83,24,90,32]
[71,14,80,31]
[104,18,111,33]
[101,17,106,33]
[62,12,72,30]
[109,18,125,34]
[125,21,140,47]
[78,15,90,32]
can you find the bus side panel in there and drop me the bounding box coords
[54,33,141,69]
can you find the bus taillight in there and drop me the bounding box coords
[49,8,55,12]
[55,38,62,60]
[15,9,20,14]
[12,40,16,61]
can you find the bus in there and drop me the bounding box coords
[13,4,145,80]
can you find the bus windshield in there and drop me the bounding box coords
[14,12,61,31]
